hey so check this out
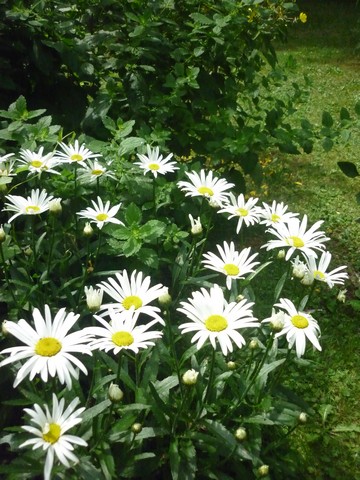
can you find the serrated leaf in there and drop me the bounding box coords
[125,202,142,225]
[118,137,145,156]
[139,220,166,242]
[337,161,359,178]
[123,236,142,256]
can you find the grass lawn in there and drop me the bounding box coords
[262,1,360,478]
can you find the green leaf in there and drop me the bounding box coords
[322,137,334,152]
[125,202,142,225]
[122,236,142,256]
[190,13,213,24]
[332,424,360,433]
[81,399,112,423]
[337,161,359,178]
[322,111,334,127]
[340,107,351,121]
[118,137,145,156]
[274,271,288,301]
[355,101,360,116]
[110,225,132,241]
[139,220,166,242]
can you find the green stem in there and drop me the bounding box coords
[165,309,184,398]
[46,215,56,279]
[0,242,17,306]
[203,348,216,405]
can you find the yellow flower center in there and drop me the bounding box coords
[148,163,160,171]
[30,160,43,168]
[42,423,61,444]
[205,314,228,332]
[197,186,214,196]
[313,270,325,280]
[96,213,108,221]
[92,169,103,176]
[112,330,134,346]
[25,205,41,214]
[287,236,305,248]
[122,295,143,310]
[271,213,281,222]
[237,208,248,217]
[291,314,309,329]
[223,263,240,276]
[70,154,83,162]
[35,337,62,357]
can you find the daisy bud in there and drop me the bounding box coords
[23,246,33,257]
[85,286,103,313]
[0,183,8,194]
[249,338,259,350]
[235,427,247,441]
[49,198,62,214]
[158,287,172,308]
[269,312,285,333]
[2,320,9,336]
[227,361,236,370]
[337,289,347,303]
[131,422,143,434]
[189,214,202,236]
[258,465,270,477]
[83,222,94,237]
[299,412,307,424]
[277,249,286,260]
[301,271,314,286]
[208,198,221,209]
[108,383,124,403]
[236,294,245,303]
[0,225,6,243]
[182,368,199,386]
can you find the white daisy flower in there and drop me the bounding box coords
[218,193,261,233]
[0,305,92,389]
[20,393,87,480]
[98,270,166,325]
[76,196,124,229]
[304,251,348,288]
[135,145,178,178]
[177,284,260,356]
[202,241,260,290]
[271,298,321,358]
[87,309,163,355]
[3,188,54,223]
[54,139,99,165]
[18,147,60,175]
[259,200,299,227]
[77,159,116,183]
[177,169,234,206]
[263,215,329,260]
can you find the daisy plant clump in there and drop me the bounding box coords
[0,132,349,479]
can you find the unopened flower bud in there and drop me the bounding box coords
[227,361,236,370]
[0,226,6,243]
[258,464,270,477]
[83,222,94,237]
[249,338,259,350]
[299,412,307,424]
[23,246,33,257]
[108,383,124,403]
[277,249,286,260]
[131,422,143,434]
[236,294,245,303]
[208,199,220,209]
[182,368,199,385]
[301,271,314,286]
[269,312,285,333]
[158,287,172,308]
[85,285,103,313]
[235,427,247,441]
[337,289,347,303]
[189,214,202,236]
[49,198,62,214]
[2,320,9,336]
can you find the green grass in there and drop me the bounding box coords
[263,1,360,478]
